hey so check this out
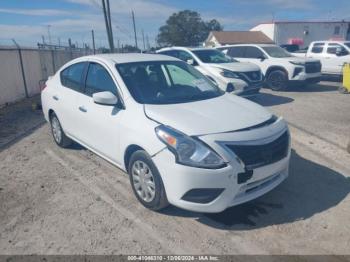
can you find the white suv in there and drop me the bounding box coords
[42,53,290,213]
[157,47,263,96]
[218,44,322,90]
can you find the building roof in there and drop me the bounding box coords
[206,31,274,45]
[257,20,350,25]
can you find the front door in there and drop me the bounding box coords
[77,61,124,165]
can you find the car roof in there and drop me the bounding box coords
[75,53,179,64]
[312,41,350,44]
[217,44,276,48]
[157,46,215,52]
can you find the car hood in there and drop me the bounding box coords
[284,56,320,63]
[205,62,260,72]
[144,94,272,136]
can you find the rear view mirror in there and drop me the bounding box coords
[186,59,195,65]
[93,91,118,105]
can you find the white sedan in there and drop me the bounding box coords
[41,53,291,213]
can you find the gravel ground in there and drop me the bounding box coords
[0,82,349,255]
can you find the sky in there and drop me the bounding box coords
[0,0,350,48]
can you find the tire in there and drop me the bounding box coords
[128,150,169,211]
[266,70,288,91]
[50,112,72,148]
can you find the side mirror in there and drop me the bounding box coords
[186,59,195,65]
[258,55,266,61]
[93,91,118,105]
[226,83,235,93]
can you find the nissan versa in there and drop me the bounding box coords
[41,54,291,213]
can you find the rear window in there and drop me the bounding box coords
[227,46,246,58]
[60,62,86,91]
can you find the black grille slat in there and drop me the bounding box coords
[305,62,321,73]
[225,131,289,169]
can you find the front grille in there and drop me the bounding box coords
[225,131,289,170]
[241,71,262,82]
[305,62,321,73]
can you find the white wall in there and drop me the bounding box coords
[275,22,349,48]
[250,24,275,41]
[252,22,350,48]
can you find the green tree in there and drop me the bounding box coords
[157,10,223,47]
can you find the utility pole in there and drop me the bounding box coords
[47,25,52,45]
[132,10,138,49]
[146,34,150,51]
[91,29,96,54]
[101,0,114,52]
[117,39,120,53]
[106,0,114,52]
[142,29,145,51]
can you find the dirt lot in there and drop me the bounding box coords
[0,81,349,255]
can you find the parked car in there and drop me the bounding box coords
[218,44,322,90]
[156,47,263,97]
[280,44,300,53]
[41,54,291,213]
[292,41,350,76]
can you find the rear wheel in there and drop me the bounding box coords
[50,112,72,148]
[128,150,169,211]
[266,70,288,91]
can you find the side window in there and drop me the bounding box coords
[327,44,349,56]
[85,63,117,96]
[311,43,324,54]
[228,47,246,58]
[60,62,86,91]
[244,47,264,59]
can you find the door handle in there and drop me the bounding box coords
[52,95,59,101]
[78,106,87,113]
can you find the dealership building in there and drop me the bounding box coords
[250,21,350,48]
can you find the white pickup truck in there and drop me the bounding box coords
[218,44,322,91]
[293,41,350,76]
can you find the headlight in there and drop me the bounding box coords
[289,61,305,66]
[155,125,226,169]
[220,69,241,79]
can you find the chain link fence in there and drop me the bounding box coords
[0,42,96,107]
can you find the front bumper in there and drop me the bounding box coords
[231,81,263,97]
[291,71,321,81]
[152,118,290,213]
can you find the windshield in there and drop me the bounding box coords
[344,43,350,49]
[262,46,293,58]
[191,49,237,63]
[116,61,224,105]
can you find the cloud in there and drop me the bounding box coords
[66,0,177,18]
[0,8,72,16]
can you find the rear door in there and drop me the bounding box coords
[77,61,124,164]
[323,43,350,74]
[56,62,87,139]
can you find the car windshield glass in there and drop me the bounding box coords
[262,46,293,58]
[191,49,237,63]
[116,61,224,105]
[344,43,350,49]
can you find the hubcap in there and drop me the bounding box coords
[51,117,62,143]
[131,160,156,202]
[269,72,285,90]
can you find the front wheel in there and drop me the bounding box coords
[128,150,169,211]
[266,70,288,91]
